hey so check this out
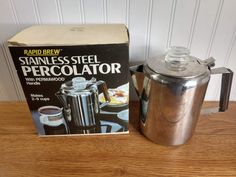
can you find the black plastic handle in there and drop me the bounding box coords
[219,69,233,112]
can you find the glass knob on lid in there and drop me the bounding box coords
[165,46,190,70]
[71,77,97,90]
[72,77,88,90]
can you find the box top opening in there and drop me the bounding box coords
[8,24,129,46]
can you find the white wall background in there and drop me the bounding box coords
[0,0,236,101]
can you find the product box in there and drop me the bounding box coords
[8,24,129,136]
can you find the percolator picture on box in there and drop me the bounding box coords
[37,77,129,135]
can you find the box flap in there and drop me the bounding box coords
[8,24,129,46]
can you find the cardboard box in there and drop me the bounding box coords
[8,24,129,136]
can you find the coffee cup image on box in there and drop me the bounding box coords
[38,106,68,135]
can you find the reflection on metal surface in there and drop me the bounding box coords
[139,65,209,145]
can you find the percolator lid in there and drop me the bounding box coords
[147,46,208,78]
[61,77,96,95]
